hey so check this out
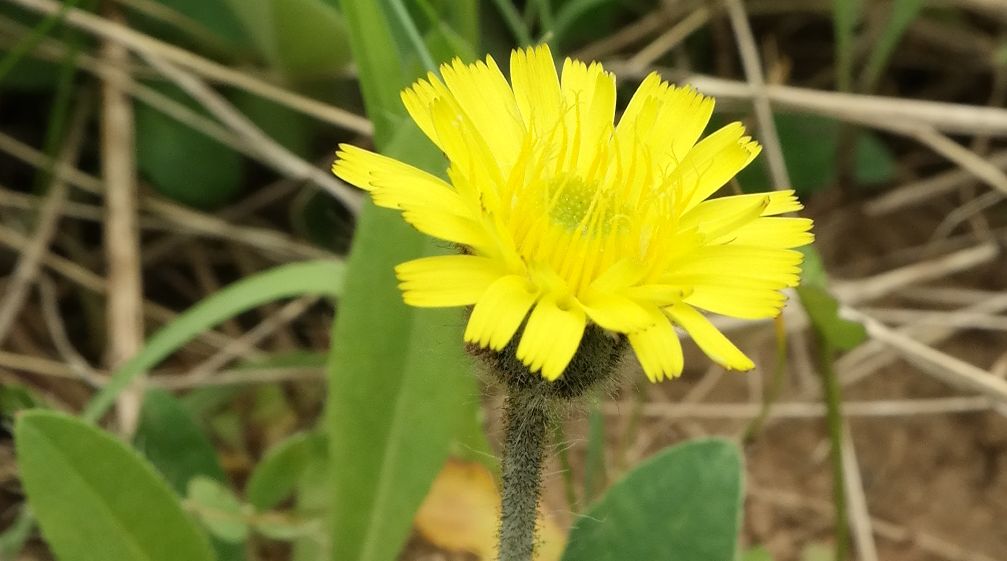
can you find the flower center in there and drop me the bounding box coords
[548,175,597,233]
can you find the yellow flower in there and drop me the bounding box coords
[333,45,813,383]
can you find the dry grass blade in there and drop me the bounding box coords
[0,95,89,346]
[748,485,1002,561]
[842,307,1007,405]
[842,425,879,561]
[723,0,790,188]
[100,7,145,435]
[6,0,373,135]
[865,150,1007,215]
[605,396,995,419]
[138,51,362,213]
[0,129,334,260]
[608,70,1007,136]
[624,7,711,74]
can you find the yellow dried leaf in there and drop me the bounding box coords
[415,459,565,561]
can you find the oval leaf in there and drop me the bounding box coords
[246,430,326,510]
[134,389,227,494]
[561,439,743,561]
[15,411,215,561]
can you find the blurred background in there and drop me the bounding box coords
[1,0,1006,560]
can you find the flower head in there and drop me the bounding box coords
[333,45,813,382]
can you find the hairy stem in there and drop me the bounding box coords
[498,390,549,561]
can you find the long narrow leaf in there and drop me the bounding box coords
[859,0,924,91]
[833,0,862,91]
[329,2,477,561]
[84,260,344,422]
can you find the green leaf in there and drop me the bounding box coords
[743,547,775,561]
[860,0,925,91]
[328,2,477,561]
[797,285,867,351]
[337,0,409,145]
[83,259,344,423]
[187,476,249,543]
[326,133,473,561]
[135,389,227,493]
[832,0,862,91]
[15,411,215,561]
[0,506,33,558]
[561,439,744,561]
[136,83,244,208]
[224,0,352,80]
[135,391,247,561]
[553,0,615,44]
[125,0,249,57]
[231,89,313,155]
[1,384,38,422]
[246,430,327,510]
[796,246,867,351]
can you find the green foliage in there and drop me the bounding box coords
[135,390,246,561]
[0,507,34,558]
[832,0,862,91]
[325,130,474,561]
[743,547,776,561]
[83,259,344,423]
[737,114,895,193]
[187,476,250,543]
[135,83,244,208]
[225,0,352,80]
[797,247,867,351]
[126,0,249,56]
[246,430,327,510]
[135,389,227,493]
[0,0,79,88]
[797,285,867,351]
[860,0,925,91]
[0,384,38,423]
[15,411,215,561]
[328,2,479,561]
[562,439,744,561]
[231,89,313,155]
[552,0,614,44]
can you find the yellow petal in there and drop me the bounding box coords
[616,75,714,173]
[400,209,492,252]
[560,57,616,172]
[675,122,761,210]
[680,193,769,241]
[628,317,684,382]
[400,72,455,151]
[440,55,525,168]
[730,217,815,249]
[666,303,754,371]
[332,144,470,217]
[465,275,538,351]
[666,245,804,283]
[396,255,502,307]
[581,290,658,332]
[510,44,562,135]
[684,286,788,319]
[516,295,586,380]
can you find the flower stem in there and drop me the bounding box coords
[817,336,848,561]
[499,389,549,561]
